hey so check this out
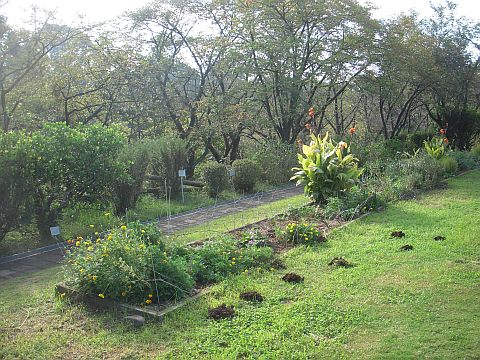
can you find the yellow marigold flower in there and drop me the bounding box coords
[87,246,94,251]
[146,299,152,304]
[94,232,99,236]
[107,235,113,241]
[79,268,85,274]
[141,229,146,234]
[121,292,127,297]
[98,293,105,299]
[92,275,98,281]
[148,294,153,299]
[121,225,127,231]
[77,236,83,240]
[96,238,101,244]
[76,241,81,247]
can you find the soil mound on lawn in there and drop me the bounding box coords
[208,304,235,320]
[328,257,354,268]
[282,273,304,283]
[434,235,446,241]
[391,231,406,238]
[240,291,264,302]
[400,244,414,251]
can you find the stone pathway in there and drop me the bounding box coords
[0,185,304,281]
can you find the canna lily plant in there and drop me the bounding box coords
[291,133,363,204]
[423,137,447,159]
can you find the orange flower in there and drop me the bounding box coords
[296,138,303,145]
[308,107,315,118]
[443,138,449,144]
[349,127,356,135]
[440,128,446,135]
[305,123,312,130]
[338,141,348,149]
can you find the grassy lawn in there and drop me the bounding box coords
[0,172,479,359]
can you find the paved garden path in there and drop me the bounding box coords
[0,186,303,281]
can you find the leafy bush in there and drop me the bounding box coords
[424,137,447,159]
[114,142,151,215]
[149,136,187,197]
[449,151,478,170]
[64,223,194,304]
[172,236,275,285]
[284,222,322,244]
[28,123,126,240]
[441,108,480,150]
[323,185,382,220]
[439,156,459,174]
[199,161,229,197]
[291,133,363,204]
[471,144,480,157]
[232,159,260,193]
[0,131,30,242]
[247,142,298,184]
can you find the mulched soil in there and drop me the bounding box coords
[228,215,343,254]
[434,235,446,241]
[208,304,235,320]
[400,244,414,251]
[282,273,304,283]
[391,231,406,238]
[328,257,354,268]
[239,291,264,302]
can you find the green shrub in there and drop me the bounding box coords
[28,123,126,240]
[232,159,260,193]
[199,161,229,197]
[449,151,478,170]
[439,156,459,174]
[114,142,151,215]
[0,131,30,242]
[471,144,480,157]
[291,133,363,204]
[284,222,323,244]
[149,136,187,197]
[323,186,382,220]
[64,223,193,304]
[247,142,298,184]
[172,236,275,285]
[441,108,480,150]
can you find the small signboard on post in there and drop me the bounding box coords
[178,169,186,203]
[229,169,236,177]
[50,226,61,237]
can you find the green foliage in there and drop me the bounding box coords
[246,142,298,185]
[114,142,151,215]
[284,222,322,244]
[0,131,30,241]
[448,151,478,171]
[471,144,480,157]
[232,159,260,193]
[441,108,480,150]
[424,137,446,159]
[199,161,229,197]
[149,136,187,197]
[27,123,126,239]
[322,186,382,220]
[439,156,459,174]
[291,133,363,204]
[172,236,275,285]
[64,223,194,304]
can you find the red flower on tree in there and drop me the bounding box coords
[349,127,356,135]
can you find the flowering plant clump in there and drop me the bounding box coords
[424,137,447,159]
[64,223,194,304]
[284,222,323,244]
[291,132,363,204]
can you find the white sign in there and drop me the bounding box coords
[50,226,61,236]
[229,169,236,177]
[178,169,186,177]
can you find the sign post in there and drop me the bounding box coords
[178,169,186,203]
